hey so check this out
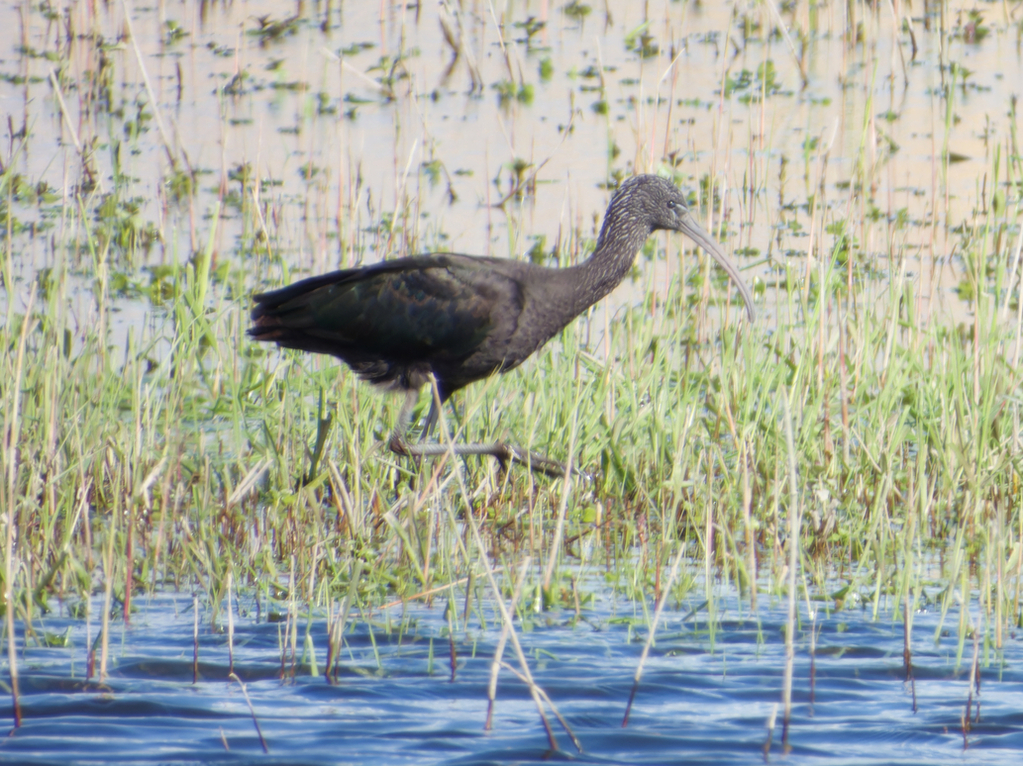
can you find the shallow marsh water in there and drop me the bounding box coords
[2,0,1021,325]
[2,1,1023,764]
[3,587,1021,765]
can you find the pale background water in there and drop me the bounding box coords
[2,0,1020,326]
[1,1,1022,762]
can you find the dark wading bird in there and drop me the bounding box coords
[249,174,755,477]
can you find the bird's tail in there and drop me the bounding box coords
[248,270,351,349]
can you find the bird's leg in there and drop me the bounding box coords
[420,395,440,441]
[387,379,581,479]
[396,438,572,478]
[448,442,575,478]
[387,388,421,456]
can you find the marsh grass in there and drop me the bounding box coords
[3,188,1022,644]
[1,0,1022,741]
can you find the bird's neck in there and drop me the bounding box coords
[569,212,650,308]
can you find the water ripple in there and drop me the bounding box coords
[1,592,1021,764]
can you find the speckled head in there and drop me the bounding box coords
[606,174,691,232]
[600,174,755,321]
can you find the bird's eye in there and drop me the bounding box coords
[667,200,676,209]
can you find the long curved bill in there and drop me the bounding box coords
[677,210,756,322]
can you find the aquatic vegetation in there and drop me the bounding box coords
[1,0,1022,756]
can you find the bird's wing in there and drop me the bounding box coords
[252,255,520,362]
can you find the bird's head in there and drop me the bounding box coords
[602,174,756,321]
[608,174,694,233]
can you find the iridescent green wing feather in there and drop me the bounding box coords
[274,256,499,362]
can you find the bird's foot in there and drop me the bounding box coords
[388,433,412,456]
[493,444,593,481]
[387,436,590,480]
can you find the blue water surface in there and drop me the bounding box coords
[1,588,1020,765]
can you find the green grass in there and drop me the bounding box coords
[3,200,1022,642]
[1,0,1023,693]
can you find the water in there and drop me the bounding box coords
[3,2,1023,762]
[2,0,1020,326]
[3,589,1020,764]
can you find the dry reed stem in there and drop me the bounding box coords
[99,494,115,681]
[780,388,801,753]
[486,558,531,730]
[229,673,269,753]
[121,0,183,171]
[762,703,778,762]
[742,441,757,611]
[432,386,578,753]
[622,540,688,727]
[327,562,361,683]
[499,661,584,753]
[3,289,34,727]
[541,383,581,590]
[962,619,981,749]
[192,593,199,684]
[227,571,235,677]
[47,69,103,193]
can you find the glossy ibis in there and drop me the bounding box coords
[249,174,755,476]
